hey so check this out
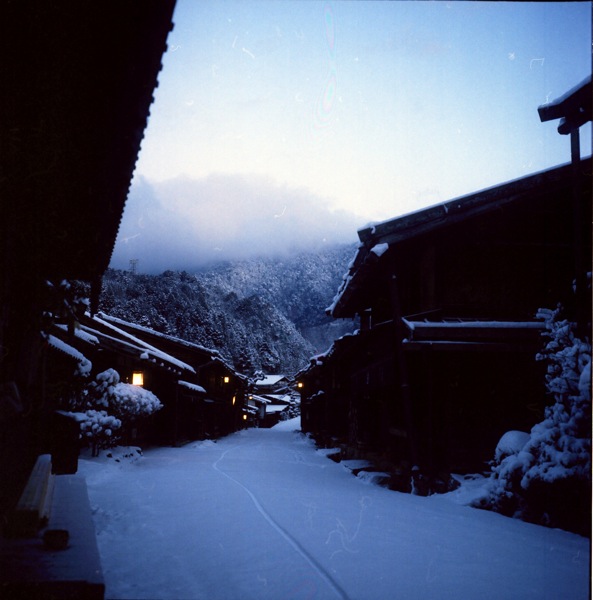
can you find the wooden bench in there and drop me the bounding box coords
[1,473,105,599]
[9,454,55,537]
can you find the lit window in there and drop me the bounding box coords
[242,414,247,421]
[132,371,144,386]
[223,376,230,384]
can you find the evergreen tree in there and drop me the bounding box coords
[475,305,591,535]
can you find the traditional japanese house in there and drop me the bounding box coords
[301,157,592,488]
[50,313,199,446]
[96,314,248,439]
[254,374,290,394]
[253,374,297,426]
[244,393,271,427]
[0,2,176,596]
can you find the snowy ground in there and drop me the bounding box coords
[79,418,590,600]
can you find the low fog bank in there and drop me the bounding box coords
[110,174,363,274]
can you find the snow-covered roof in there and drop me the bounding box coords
[402,318,546,345]
[370,243,389,257]
[249,394,271,404]
[83,315,195,375]
[210,356,248,381]
[46,334,92,376]
[403,319,546,332]
[295,331,360,380]
[537,74,591,133]
[55,323,100,345]
[329,160,582,318]
[265,404,289,414]
[97,314,248,381]
[263,394,292,404]
[99,313,220,358]
[178,380,207,394]
[255,374,287,387]
[56,410,88,423]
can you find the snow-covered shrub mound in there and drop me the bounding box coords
[78,369,164,455]
[494,430,530,463]
[112,383,163,419]
[80,410,122,456]
[474,306,591,535]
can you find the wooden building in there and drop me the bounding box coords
[0,2,176,597]
[49,314,195,446]
[253,374,298,426]
[95,314,249,441]
[300,157,592,489]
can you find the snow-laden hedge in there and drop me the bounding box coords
[111,382,163,419]
[475,306,591,535]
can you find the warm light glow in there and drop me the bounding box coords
[242,414,247,421]
[297,382,303,389]
[132,371,144,386]
[232,395,236,405]
[223,376,230,384]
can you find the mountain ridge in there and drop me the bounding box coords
[100,244,357,375]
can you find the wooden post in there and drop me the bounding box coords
[570,128,588,340]
[389,273,420,468]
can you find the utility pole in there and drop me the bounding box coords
[129,259,139,275]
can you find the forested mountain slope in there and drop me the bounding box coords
[100,244,357,375]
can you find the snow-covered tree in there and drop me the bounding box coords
[475,305,591,535]
[99,244,357,375]
[41,279,89,335]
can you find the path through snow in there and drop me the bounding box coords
[79,419,590,600]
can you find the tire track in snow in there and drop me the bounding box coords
[213,446,350,600]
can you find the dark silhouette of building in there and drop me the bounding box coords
[0,2,176,596]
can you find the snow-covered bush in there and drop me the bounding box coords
[475,306,591,535]
[78,369,163,455]
[493,430,530,463]
[80,409,122,457]
[111,383,163,420]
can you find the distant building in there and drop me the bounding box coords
[252,374,294,426]
[254,374,290,393]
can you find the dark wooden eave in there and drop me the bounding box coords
[331,159,592,318]
[402,318,546,352]
[357,161,584,249]
[538,75,592,134]
[0,0,176,283]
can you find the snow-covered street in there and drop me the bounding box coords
[79,419,590,600]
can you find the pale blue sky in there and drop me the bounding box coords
[114,1,591,270]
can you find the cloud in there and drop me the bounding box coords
[110,173,361,273]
